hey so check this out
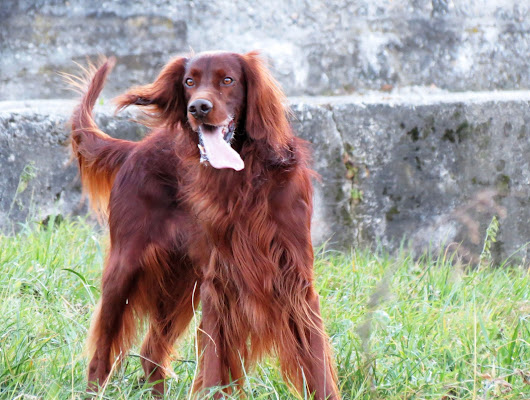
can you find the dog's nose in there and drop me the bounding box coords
[188,99,213,119]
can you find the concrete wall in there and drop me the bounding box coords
[2,0,530,262]
[2,91,530,262]
[1,0,528,99]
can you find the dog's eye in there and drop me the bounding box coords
[222,77,233,85]
[185,78,195,87]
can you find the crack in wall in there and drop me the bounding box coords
[326,103,357,245]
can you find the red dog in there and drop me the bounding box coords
[70,51,340,399]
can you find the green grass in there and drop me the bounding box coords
[0,217,529,399]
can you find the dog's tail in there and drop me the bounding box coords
[68,57,136,217]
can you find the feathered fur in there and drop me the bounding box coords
[68,57,136,216]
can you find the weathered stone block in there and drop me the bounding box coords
[325,91,530,261]
[1,91,530,263]
[1,0,528,99]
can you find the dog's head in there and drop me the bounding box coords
[115,51,291,171]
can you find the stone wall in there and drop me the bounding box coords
[2,90,530,262]
[1,0,528,99]
[1,0,530,262]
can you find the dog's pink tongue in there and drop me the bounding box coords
[201,127,244,171]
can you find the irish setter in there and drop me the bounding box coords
[69,51,340,399]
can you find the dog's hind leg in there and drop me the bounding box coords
[86,246,143,395]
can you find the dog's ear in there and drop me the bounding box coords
[239,51,291,149]
[115,56,188,127]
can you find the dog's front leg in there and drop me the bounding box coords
[195,279,224,399]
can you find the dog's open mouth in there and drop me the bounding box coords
[197,120,244,171]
